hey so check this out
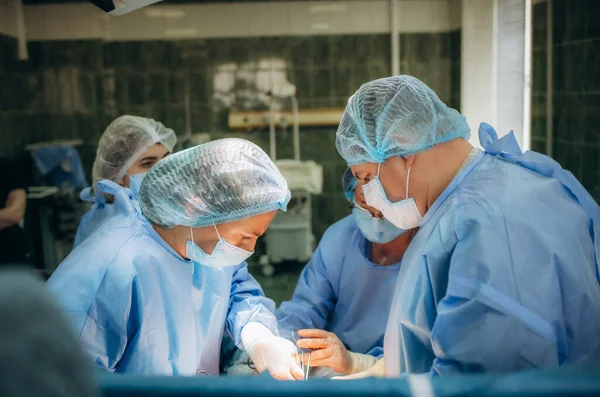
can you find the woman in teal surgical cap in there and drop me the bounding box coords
[276,168,415,378]
[48,139,304,379]
[74,115,177,248]
[335,75,600,378]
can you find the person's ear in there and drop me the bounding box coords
[404,155,416,168]
[120,174,130,188]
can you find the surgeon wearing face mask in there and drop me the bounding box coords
[275,168,415,378]
[335,75,600,378]
[48,139,304,379]
[73,115,177,248]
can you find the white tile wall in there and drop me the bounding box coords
[162,7,201,39]
[24,4,106,40]
[461,0,530,149]
[22,0,459,42]
[0,1,18,37]
[449,0,463,31]
[461,0,495,148]
[396,1,454,33]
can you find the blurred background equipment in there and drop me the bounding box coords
[254,82,323,277]
[25,140,89,275]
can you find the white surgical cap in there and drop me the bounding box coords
[139,138,291,228]
[92,115,177,188]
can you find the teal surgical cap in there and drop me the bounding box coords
[139,138,291,228]
[336,75,471,165]
[342,167,358,202]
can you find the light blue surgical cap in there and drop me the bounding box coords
[336,75,471,165]
[139,138,291,228]
[342,167,358,202]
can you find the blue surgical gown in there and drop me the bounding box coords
[384,123,600,377]
[277,215,401,357]
[47,195,278,375]
[73,181,138,248]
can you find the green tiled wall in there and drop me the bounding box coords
[532,0,600,201]
[531,1,548,155]
[0,32,460,241]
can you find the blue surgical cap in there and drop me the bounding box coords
[342,168,358,202]
[336,75,471,165]
[139,138,291,228]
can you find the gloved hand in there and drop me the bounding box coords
[332,357,386,380]
[295,329,377,375]
[241,322,304,380]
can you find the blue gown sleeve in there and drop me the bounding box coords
[428,204,558,376]
[276,242,335,341]
[226,262,278,349]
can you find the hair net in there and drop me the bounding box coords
[0,270,98,397]
[139,138,291,228]
[336,75,471,165]
[342,167,358,202]
[92,115,177,188]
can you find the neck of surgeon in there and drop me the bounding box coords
[383,138,473,217]
[421,138,474,212]
[153,225,191,259]
[370,228,416,266]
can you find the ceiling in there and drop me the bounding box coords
[23,0,451,4]
[23,0,346,4]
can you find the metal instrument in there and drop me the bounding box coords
[292,329,310,380]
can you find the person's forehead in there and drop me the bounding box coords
[142,143,168,156]
[227,211,276,234]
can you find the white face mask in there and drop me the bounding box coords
[362,163,422,230]
[186,225,253,268]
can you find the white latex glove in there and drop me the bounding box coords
[241,322,304,380]
[332,357,386,380]
[296,329,377,375]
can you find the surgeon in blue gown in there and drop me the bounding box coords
[74,115,177,248]
[276,168,415,377]
[48,139,304,379]
[334,75,600,378]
